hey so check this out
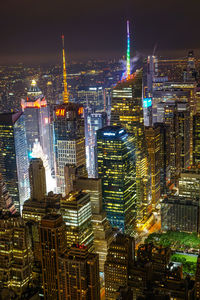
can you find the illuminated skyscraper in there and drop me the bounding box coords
[0,211,33,297]
[0,111,30,211]
[74,177,115,272]
[60,191,94,252]
[21,80,53,172]
[77,86,104,111]
[39,214,67,300]
[111,71,151,221]
[193,113,200,165]
[97,126,136,234]
[59,244,100,300]
[53,103,86,194]
[53,36,86,194]
[104,234,135,300]
[145,125,161,206]
[157,101,190,185]
[0,173,16,214]
[84,110,107,177]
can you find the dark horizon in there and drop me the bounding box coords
[0,0,200,65]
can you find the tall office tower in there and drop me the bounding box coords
[179,167,200,199]
[74,177,115,272]
[84,109,107,177]
[157,101,190,185]
[59,244,100,299]
[0,111,30,211]
[21,80,54,172]
[0,211,33,297]
[104,234,135,300]
[153,82,196,163]
[186,50,196,82]
[54,36,86,195]
[97,126,137,234]
[193,113,200,165]
[196,254,200,299]
[77,86,104,111]
[157,123,170,194]
[0,173,16,214]
[29,158,46,201]
[161,196,199,233]
[60,191,94,251]
[145,125,161,206]
[39,214,67,300]
[111,70,151,222]
[146,55,158,96]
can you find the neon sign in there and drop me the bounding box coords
[143,98,152,108]
[55,108,66,116]
[78,107,83,115]
[103,132,116,136]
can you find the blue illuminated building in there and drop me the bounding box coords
[97,126,136,235]
[84,109,107,177]
[143,97,152,126]
[0,112,30,212]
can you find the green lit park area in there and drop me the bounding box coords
[145,231,200,252]
[171,253,197,275]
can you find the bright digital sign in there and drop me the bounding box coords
[55,108,66,116]
[143,98,152,108]
[78,107,83,115]
[103,132,116,136]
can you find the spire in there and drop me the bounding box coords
[126,20,131,80]
[61,34,69,103]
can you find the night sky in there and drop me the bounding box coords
[0,0,200,64]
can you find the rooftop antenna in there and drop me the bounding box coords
[126,20,131,79]
[61,34,69,103]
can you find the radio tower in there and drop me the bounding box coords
[61,34,69,103]
[126,20,131,80]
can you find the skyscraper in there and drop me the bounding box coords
[39,214,67,300]
[157,100,190,185]
[104,234,135,300]
[29,158,46,201]
[84,110,107,177]
[53,36,86,195]
[145,125,161,206]
[97,126,136,234]
[59,244,100,300]
[74,177,115,272]
[0,111,30,211]
[0,211,33,297]
[111,70,151,222]
[53,102,86,194]
[0,173,15,214]
[60,191,94,252]
[21,80,53,172]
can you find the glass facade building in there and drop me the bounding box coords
[111,70,151,222]
[0,112,30,211]
[84,109,107,178]
[97,126,136,234]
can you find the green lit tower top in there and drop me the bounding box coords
[97,126,137,235]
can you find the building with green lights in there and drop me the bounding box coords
[97,126,136,235]
[110,70,151,222]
